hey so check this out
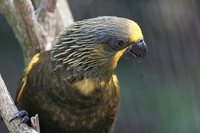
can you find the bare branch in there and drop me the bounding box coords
[56,0,74,33]
[34,0,74,33]
[0,1,18,33]
[0,0,47,64]
[0,0,74,64]
[46,0,57,13]
[0,74,38,133]
[34,0,74,50]
[35,0,58,50]
[31,114,40,133]
[13,0,47,64]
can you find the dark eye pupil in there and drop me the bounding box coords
[117,40,124,47]
[110,39,125,50]
[113,40,124,50]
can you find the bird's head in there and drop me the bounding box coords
[50,16,147,82]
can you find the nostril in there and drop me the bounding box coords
[138,39,143,43]
[137,54,143,57]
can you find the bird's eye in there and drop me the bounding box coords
[111,40,125,51]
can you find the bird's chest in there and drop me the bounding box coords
[27,71,120,132]
[47,79,120,132]
[37,86,120,133]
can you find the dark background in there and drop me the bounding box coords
[0,0,200,133]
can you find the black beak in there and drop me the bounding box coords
[123,40,147,61]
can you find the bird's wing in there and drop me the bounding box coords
[15,52,49,104]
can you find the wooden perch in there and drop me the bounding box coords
[31,114,40,133]
[0,74,38,133]
[0,0,74,132]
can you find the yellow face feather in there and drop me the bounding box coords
[111,47,128,69]
[16,53,40,103]
[111,20,143,69]
[127,20,144,43]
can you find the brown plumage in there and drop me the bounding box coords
[15,16,147,133]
